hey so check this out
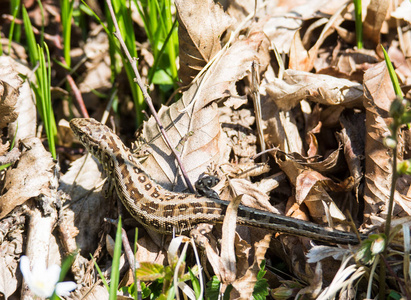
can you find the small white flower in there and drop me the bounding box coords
[20,255,77,298]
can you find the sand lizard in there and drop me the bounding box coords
[70,118,364,244]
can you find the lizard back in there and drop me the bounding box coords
[70,118,363,244]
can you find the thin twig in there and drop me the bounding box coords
[380,130,399,298]
[105,0,194,192]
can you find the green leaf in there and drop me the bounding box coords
[136,262,166,281]
[253,260,269,300]
[206,276,221,300]
[188,267,201,298]
[138,282,151,298]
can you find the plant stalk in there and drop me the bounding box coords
[379,125,399,299]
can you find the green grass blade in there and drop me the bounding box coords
[36,0,45,46]
[353,0,363,49]
[91,254,110,290]
[109,217,123,299]
[382,46,402,99]
[61,0,75,67]
[22,6,39,65]
[8,0,22,52]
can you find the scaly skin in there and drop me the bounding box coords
[70,118,363,244]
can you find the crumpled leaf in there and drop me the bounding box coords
[0,137,54,219]
[274,149,354,222]
[363,61,411,216]
[59,154,112,256]
[265,69,364,111]
[0,228,23,299]
[223,178,280,214]
[141,32,270,191]
[0,80,18,130]
[176,0,232,85]
[289,3,348,71]
[337,110,366,209]
[0,56,36,142]
[230,233,271,299]
[363,61,395,216]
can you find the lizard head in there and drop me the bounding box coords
[70,118,124,162]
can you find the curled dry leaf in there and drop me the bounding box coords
[59,155,112,256]
[337,110,366,208]
[363,61,411,216]
[224,178,280,214]
[230,232,271,299]
[289,2,348,71]
[260,92,304,153]
[220,195,243,283]
[273,148,355,222]
[265,69,364,111]
[363,0,390,49]
[0,80,18,130]
[175,0,232,85]
[0,138,55,219]
[0,228,23,298]
[363,61,395,217]
[0,56,36,142]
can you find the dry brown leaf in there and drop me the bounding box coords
[338,110,365,206]
[176,0,232,85]
[387,44,411,85]
[289,3,348,71]
[363,61,395,216]
[0,80,18,130]
[230,233,271,299]
[220,195,243,283]
[135,235,166,265]
[0,56,36,142]
[263,0,344,55]
[0,228,23,298]
[78,31,112,98]
[363,0,390,49]
[0,138,54,219]
[260,90,304,153]
[219,106,258,160]
[224,178,280,214]
[391,0,411,23]
[59,154,112,255]
[295,170,352,221]
[274,149,354,222]
[289,29,310,71]
[265,69,364,111]
[141,32,270,191]
[315,48,378,82]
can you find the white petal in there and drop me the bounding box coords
[31,259,47,278]
[29,280,55,298]
[46,264,62,286]
[55,281,77,296]
[20,256,32,283]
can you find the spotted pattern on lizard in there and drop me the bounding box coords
[70,118,364,244]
